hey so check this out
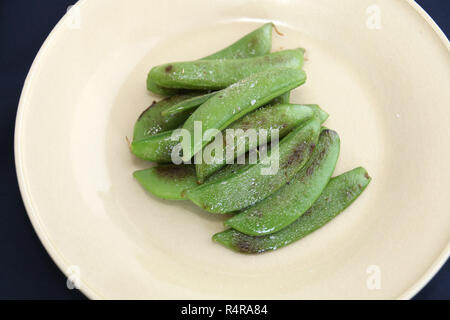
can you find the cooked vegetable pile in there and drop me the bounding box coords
[131,23,370,253]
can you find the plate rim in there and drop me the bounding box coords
[14,0,450,300]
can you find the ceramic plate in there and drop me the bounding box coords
[15,0,450,299]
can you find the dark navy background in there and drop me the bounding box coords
[0,0,448,300]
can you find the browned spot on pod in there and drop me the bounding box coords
[282,141,309,169]
[302,209,313,217]
[165,65,173,72]
[155,165,191,180]
[253,209,264,218]
[305,149,327,177]
[305,165,315,177]
[237,240,251,253]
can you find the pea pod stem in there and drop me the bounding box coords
[213,167,371,253]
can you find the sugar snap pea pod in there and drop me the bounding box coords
[133,165,198,200]
[134,161,247,200]
[213,167,371,253]
[186,118,320,213]
[148,49,304,91]
[225,129,340,236]
[147,23,273,96]
[133,93,204,141]
[195,104,315,182]
[181,67,307,162]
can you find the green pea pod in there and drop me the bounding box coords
[133,93,202,141]
[186,118,320,213]
[182,67,307,162]
[134,161,247,200]
[147,23,273,96]
[133,165,198,200]
[195,104,316,182]
[148,49,304,91]
[225,129,340,235]
[213,167,371,253]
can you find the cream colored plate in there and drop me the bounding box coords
[15,0,450,299]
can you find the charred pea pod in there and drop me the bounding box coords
[225,129,340,235]
[148,49,304,91]
[186,118,320,213]
[213,167,371,253]
[133,161,248,200]
[133,165,198,200]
